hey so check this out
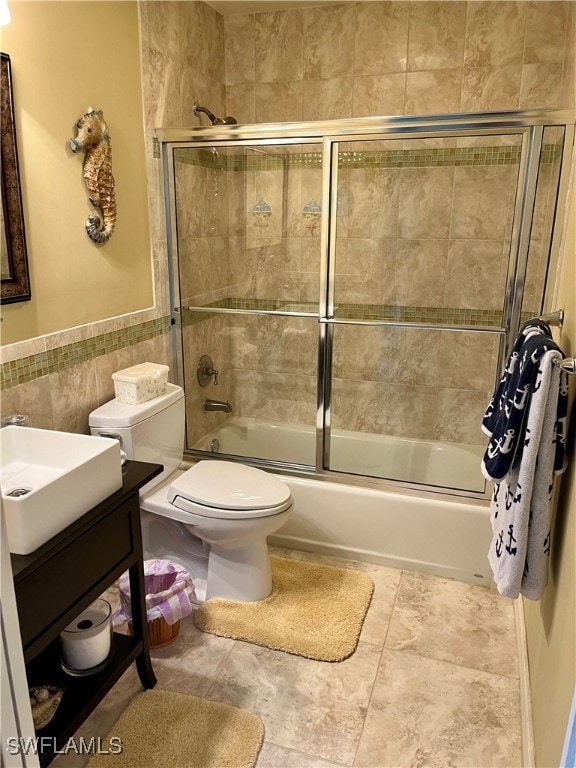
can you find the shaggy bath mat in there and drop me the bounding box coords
[193,555,374,662]
[87,689,264,768]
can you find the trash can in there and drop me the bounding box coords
[113,560,196,649]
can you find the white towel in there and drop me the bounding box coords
[521,357,561,599]
[487,350,562,599]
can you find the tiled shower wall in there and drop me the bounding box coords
[175,151,233,439]
[178,0,572,451]
[142,2,233,446]
[175,135,562,447]
[140,1,226,266]
[224,2,573,122]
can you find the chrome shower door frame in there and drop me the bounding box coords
[159,110,575,500]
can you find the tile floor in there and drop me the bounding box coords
[56,547,522,768]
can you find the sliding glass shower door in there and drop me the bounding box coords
[171,142,324,467]
[161,111,574,497]
[323,135,522,492]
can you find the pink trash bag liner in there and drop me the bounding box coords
[114,559,196,627]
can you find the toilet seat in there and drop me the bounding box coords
[167,460,293,520]
[90,384,294,602]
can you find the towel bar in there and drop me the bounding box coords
[537,309,564,327]
[532,310,574,373]
[555,357,576,374]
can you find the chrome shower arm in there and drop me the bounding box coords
[193,101,237,126]
[193,102,218,124]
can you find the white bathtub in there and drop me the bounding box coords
[193,417,493,586]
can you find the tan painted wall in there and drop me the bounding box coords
[0,1,153,344]
[523,175,576,768]
[523,5,576,764]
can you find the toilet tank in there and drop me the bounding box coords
[89,383,185,491]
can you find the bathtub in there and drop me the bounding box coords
[192,417,493,586]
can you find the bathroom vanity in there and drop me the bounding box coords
[10,460,162,767]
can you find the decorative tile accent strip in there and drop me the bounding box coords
[338,146,521,169]
[335,304,503,326]
[0,316,171,390]
[540,142,564,164]
[173,143,561,172]
[182,298,504,329]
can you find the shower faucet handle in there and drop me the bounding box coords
[197,354,219,387]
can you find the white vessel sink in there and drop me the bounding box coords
[1,426,123,555]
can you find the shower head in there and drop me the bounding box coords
[193,102,237,126]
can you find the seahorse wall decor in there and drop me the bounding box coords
[69,108,116,244]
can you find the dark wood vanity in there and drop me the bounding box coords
[11,460,162,767]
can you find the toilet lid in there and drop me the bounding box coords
[167,461,292,517]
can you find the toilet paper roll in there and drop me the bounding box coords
[60,599,112,672]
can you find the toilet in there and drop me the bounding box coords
[89,383,293,602]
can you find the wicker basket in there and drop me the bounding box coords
[147,617,181,649]
[129,617,181,649]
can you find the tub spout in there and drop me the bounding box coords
[203,399,232,413]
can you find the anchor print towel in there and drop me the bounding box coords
[482,331,568,600]
[481,318,551,446]
[481,328,566,481]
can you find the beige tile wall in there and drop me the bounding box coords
[0,328,171,434]
[175,152,235,445]
[225,2,573,121]
[197,0,573,450]
[191,139,522,444]
[182,314,234,446]
[523,129,566,317]
[142,3,232,447]
[141,1,226,285]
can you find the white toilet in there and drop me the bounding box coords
[89,384,293,602]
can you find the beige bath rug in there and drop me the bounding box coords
[87,689,263,768]
[194,555,374,662]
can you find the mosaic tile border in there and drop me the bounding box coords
[2,304,534,389]
[173,143,562,172]
[334,304,503,326]
[1,302,533,389]
[338,146,521,169]
[181,298,505,329]
[0,316,171,390]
